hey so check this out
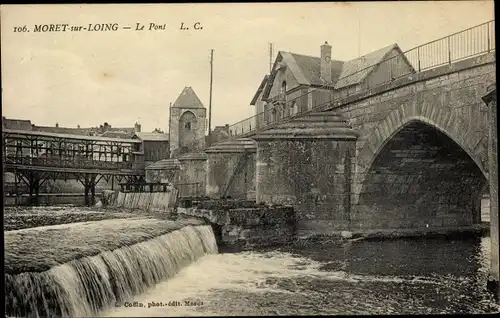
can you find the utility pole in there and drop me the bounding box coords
[168,102,172,158]
[208,49,214,136]
[358,6,361,57]
[269,42,274,73]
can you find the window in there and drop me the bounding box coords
[185,122,191,130]
[271,108,277,122]
[281,81,287,94]
[291,101,298,115]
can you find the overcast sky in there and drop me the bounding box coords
[1,1,494,133]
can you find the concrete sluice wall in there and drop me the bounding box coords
[102,189,178,213]
[5,219,218,317]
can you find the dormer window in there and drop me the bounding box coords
[281,81,287,94]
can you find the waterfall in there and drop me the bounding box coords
[5,225,218,318]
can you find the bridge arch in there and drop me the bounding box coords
[352,101,489,229]
[356,99,488,180]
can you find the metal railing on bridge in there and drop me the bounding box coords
[176,19,495,154]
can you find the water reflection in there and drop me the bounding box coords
[285,236,489,277]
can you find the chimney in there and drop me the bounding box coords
[55,123,59,128]
[134,122,141,133]
[320,41,332,84]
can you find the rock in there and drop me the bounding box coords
[341,231,353,239]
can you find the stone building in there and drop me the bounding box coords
[207,124,231,144]
[250,42,415,127]
[169,87,207,156]
[132,132,170,167]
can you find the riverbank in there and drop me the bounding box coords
[298,223,490,242]
[217,223,490,253]
[3,193,92,206]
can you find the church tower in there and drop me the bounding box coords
[169,87,207,155]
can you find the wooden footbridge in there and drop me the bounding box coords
[2,129,146,205]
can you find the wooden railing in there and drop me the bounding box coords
[119,182,172,193]
[3,155,135,170]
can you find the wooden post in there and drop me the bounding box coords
[14,170,18,205]
[29,181,34,204]
[84,185,90,206]
[83,174,89,206]
[34,178,40,207]
[91,183,96,206]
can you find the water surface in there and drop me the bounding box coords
[105,235,500,316]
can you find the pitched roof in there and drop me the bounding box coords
[3,128,141,144]
[100,130,135,139]
[335,43,401,89]
[2,118,33,131]
[145,159,181,170]
[34,126,97,136]
[262,51,343,99]
[250,75,269,105]
[261,43,413,99]
[134,132,169,141]
[107,127,135,133]
[172,87,205,109]
[286,52,344,86]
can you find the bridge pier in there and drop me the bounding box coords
[253,111,358,236]
[483,83,499,300]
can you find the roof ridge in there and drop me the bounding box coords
[172,86,205,109]
[288,51,344,63]
[352,43,397,61]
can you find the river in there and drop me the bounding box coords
[4,205,500,316]
[104,235,499,316]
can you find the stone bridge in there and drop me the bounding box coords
[342,53,495,231]
[188,52,496,236]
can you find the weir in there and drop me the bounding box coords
[5,225,218,317]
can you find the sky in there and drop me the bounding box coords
[1,1,494,133]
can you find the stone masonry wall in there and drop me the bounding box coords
[146,169,180,184]
[206,152,256,200]
[178,158,207,197]
[256,139,356,235]
[177,203,295,247]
